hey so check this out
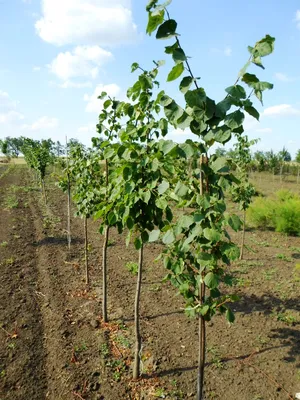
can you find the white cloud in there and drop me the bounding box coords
[58,80,92,89]
[22,116,58,131]
[84,83,121,113]
[224,46,232,57]
[0,91,24,124]
[256,127,272,134]
[48,45,113,80]
[33,66,41,72]
[78,124,96,134]
[210,46,232,57]
[35,0,138,47]
[295,10,300,28]
[263,104,300,117]
[274,72,292,82]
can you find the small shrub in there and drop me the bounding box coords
[125,262,138,276]
[247,191,300,236]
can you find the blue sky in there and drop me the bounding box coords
[0,0,299,157]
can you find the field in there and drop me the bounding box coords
[0,165,299,400]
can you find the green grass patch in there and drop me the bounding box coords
[247,191,300,236]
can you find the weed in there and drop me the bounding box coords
[5,195,19,209]
[275,253,292,262]
[272,310,297,325]
[0,368,5,378]
[0,241,8,247]
[100,343,109,358]
[153,387,167,398]
[74,342,88,354]
[5,257,15,266]
[294,264,300,282]
[255,335,270,346]
[115,334,131,349]
[290,246,300,252]
[125,262,138,276]
[106,359,127,381]
[207,346,225,369]
[13,235,21,239]
[263,268,277,280]
[149,284,161,292]
[107,239,115,247]
[232,277,251,287]
[7,342,16,350]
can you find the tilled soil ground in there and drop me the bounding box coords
[0,166,299,400]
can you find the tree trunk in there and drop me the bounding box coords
[133,242,143,379]
[41,179,47,204]
[239,209,246,260]
[197,282,206,400]
[297,167,300,184]
[102,224,110,322]
[67,174,71,250]
[197,153,206,400]
[84,217,89,287]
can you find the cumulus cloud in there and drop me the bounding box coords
[210,46,232,57]
[296,10,300,28]
[35,0,138,47]
[275,72,292,82]
[0,91,24,124]
[256,127,272,134]
[263,104,300,117]
[33,66,41,72]
[22,116,58,131]
[48,46,113,81]
[84,83,121,113]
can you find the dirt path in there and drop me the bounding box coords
[1,166,300,400]
[0,166,47,400]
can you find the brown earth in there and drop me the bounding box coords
[0,166,299,400]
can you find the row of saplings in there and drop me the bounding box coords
[22,2,276,399]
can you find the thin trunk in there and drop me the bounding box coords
[66,136,71,249]
[102,224,109,323]
[67,175,71,249]
[102,159,110,322]
[84,217,89,287]
[42,179,47,204]
[133,242,143,379]
[197,282,206,400]
[297,167,300,184]
[239,209,246,260]
[197,154,206,400]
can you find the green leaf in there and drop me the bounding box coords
[134,237,142,250]
[131,62,139,72]
[242,73,259,85]
[141,190,151,204]
[224,110,244,130]
[179,76,194,94]
[148,229,160,242]
[210,157,229,173]
[158,180,169,194]
[172,48,187,64]
[108,212,117,225]
[254,35,275,57]
[200,305,210,316]
[203,228,221,242]
[225,85,246,99]
[161,140,177,155]
[244,105,260,121]
[180,142,195,158]
[177,215,194,229]
[185,88,206,108]
[204,272,219,289]
[126,217,134,230]
[174,181,189,197]
[164,101,184,124]
[167,63,185,82]
[146,10,164,35]
[156,19,177,39]
[165,42,179,54]
[225,308,235,323]
[141,230,149,243]
[162,229,175,245]
[227,214,242,232]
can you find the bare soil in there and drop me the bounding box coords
[0,166,299,400]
